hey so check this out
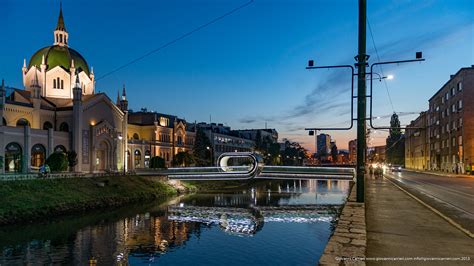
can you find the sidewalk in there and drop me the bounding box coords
[365,175,474,265]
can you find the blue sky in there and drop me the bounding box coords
[1,0,473,151]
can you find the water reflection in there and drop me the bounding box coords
[0,180,349,265]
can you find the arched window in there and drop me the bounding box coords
[16,118,30,127]
[133,133,140,140]
[53,79,56,89]
[5,142,22,172]
[31,144,46,168]
[59,122,69,132]
[134,150,141,168]
[54,145,67,153]
[43,121,53,130]
[61,80,64,89]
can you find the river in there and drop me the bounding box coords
[0,179,349,265]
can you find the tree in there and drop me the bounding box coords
[280,140,307,166]
[386,113,405,165]
[67,150,78,171]
[173,151,194,167]
[149,156,166,169]
[46,152,68,172]
[193,127,212,166]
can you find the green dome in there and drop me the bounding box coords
[28,45,90,75]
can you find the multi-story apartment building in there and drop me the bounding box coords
[428,66,474,173]
[316,134,331,154]
[405,112,429,170]
[195,123,255,163]
[127,111,195,168]
[236,129,278,144]
[348,139,357,164]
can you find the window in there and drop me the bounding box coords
[458,100,462,110]
[43,121,53,130]
[159,117,169,127]
[133,133,139,140]
[16,118,30,127]
[61,80,64,89]
[59,122,69,132]
[435,106,440,112]
[5,142,22,172]
[59,34,63,42]
[53,79,56,88]
[459,118,463,127]
[459,136,463,145]
[31,144,46,168]
[446,123,449,132]
[452,104,456,113]
[134,150,141,167]
[445,92,449,101]
[452,137,456,147]
[457,82,462,91]
[451,87,455,96]
[54,145,67,153]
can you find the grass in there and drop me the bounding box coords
[0,176,176,225]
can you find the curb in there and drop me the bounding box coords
[319,183,366,266]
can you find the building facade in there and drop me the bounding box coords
[127,111,195,168]
[405,112,429,170]
[348,139,357,164]
[196,123,255,163]
[428,67,474,173]
[316,134,331,154]
[1,6,128,174]
[1,5,200,174]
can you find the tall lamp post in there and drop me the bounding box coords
[304,0,424,202]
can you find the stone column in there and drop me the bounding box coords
[23,125,31,173]
[47,128,54,157]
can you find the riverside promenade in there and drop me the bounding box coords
[365,174,474,265]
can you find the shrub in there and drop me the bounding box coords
[149,156,166,169]
[46,152,68,172]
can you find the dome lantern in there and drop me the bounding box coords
[54,2,68,47]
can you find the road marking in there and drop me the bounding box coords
[384,175,474,239]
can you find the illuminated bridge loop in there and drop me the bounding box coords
[165,152,355,181]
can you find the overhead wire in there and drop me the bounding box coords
[96,0,254,82]
[367,17,395,113]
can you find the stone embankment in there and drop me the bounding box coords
[319,183,366,265]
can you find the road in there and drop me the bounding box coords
[384,170,474,233]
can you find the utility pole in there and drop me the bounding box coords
[356,0,367,202]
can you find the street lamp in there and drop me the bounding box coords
[206,146,213,166]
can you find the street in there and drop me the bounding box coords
[384,170,474,234]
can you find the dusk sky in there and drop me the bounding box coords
[2,0,473,151]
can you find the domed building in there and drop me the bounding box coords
[22,6,95,99]
[0,5,128,174]
[0,4,196,174]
